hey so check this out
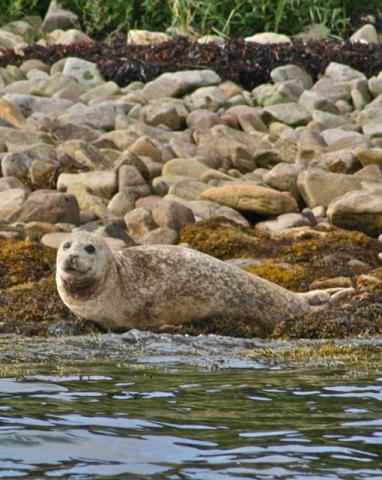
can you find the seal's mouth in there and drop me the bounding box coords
[61,276,100,300]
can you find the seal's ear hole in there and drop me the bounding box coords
[63,241,71,250]
[85,244,96,254]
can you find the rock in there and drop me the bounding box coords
[263,162,303,197]
[139,226,179,245]
[354,164,382,178]
[298,91,338,114]
[223,105,267,133]
[57,171,117,198]
[1,143,57,179]
[152,199,195,232]
[164,194,249,226]
[59,102,127,131]
[200,184,298,215]
[168,179,209,200]
[7,189,80,224]
[39,117,102,142]
[321,129,371,150]
[325,62,366,82]
[0,98,27,128]
[350,24,378,44]
[127,30,170,45]
[55,29,93,45]
[298,168,382,208]
[0,29,27,51]
[310,276,353,289]
[118,165,151,198]
[128,136,162,162]
[66,183,111,219]
[124,207,157,239]
[245,32,291,44]
[107,192,136,217]
[142,98,188,129]
[263,103,311,126]
[80,81,121,103]
[0,127,53,151]
[29,160,57,187]
[73,143,114,170]
[41,0,78,32]
[62,57,103,88]
[357,105,382,126]
[162,158,209,179]
[0,176,30,192]
[184,86,226,111]
[312,149,360,173]
[312,110,353,129]
[356,148,382,167]
[312,78,350,103]
[142,70,221,99]
[328,189,382,236]
[0,188,29,221]
[186,110,225,130]
[271,64,313,89]
[256,212,310,234]
[3,93,73,117]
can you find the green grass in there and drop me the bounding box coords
[0,0,380,39]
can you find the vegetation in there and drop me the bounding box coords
[0,0,381,39]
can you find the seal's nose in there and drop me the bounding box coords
[68,254,79,269]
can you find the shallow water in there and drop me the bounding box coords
[0,332,382,478]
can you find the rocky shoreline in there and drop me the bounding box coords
[1,8,382,339]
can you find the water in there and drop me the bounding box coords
[0,333,382,479]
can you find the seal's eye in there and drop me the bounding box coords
[85,244,96,254]
[63,241,71,250]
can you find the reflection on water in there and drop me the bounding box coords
[0,365,382,478]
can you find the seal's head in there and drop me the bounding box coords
[56,232,114,301]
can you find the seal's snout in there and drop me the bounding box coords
[63,254,84,273]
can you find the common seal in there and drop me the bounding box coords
[56,231,316,336]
